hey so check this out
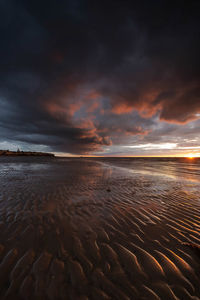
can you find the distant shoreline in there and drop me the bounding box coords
[0,150,54,157]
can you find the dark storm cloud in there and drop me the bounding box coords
[0,0,200,153]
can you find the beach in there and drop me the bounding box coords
[0,157,200,299]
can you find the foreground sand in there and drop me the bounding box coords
[0,157,200,299]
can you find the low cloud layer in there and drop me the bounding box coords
[0,0,200,154]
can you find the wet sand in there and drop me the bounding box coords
[0,157,200,299]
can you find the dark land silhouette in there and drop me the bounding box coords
[0,150,54,157]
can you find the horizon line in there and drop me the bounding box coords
[54,154,199,158]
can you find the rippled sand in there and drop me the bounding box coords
[0,157,200,299]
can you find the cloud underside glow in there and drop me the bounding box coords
[123,144,200,151]
[0,1,200,156]
[123,143,177,150]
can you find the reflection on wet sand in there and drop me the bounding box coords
[0,157,200,299]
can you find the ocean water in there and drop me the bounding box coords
[97,156,200,182]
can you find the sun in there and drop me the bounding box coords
[184,153,199,159]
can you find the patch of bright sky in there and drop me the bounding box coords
[123,143,177,150]
[0,140,50,152]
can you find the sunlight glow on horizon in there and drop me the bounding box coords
[184,152,200,159]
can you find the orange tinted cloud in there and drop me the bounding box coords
[111,103,133,114]
[46,103,67,115]
[86,100,100,113]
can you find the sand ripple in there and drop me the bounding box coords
[0,157,200,299]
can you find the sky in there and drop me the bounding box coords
[0,0,200,157]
